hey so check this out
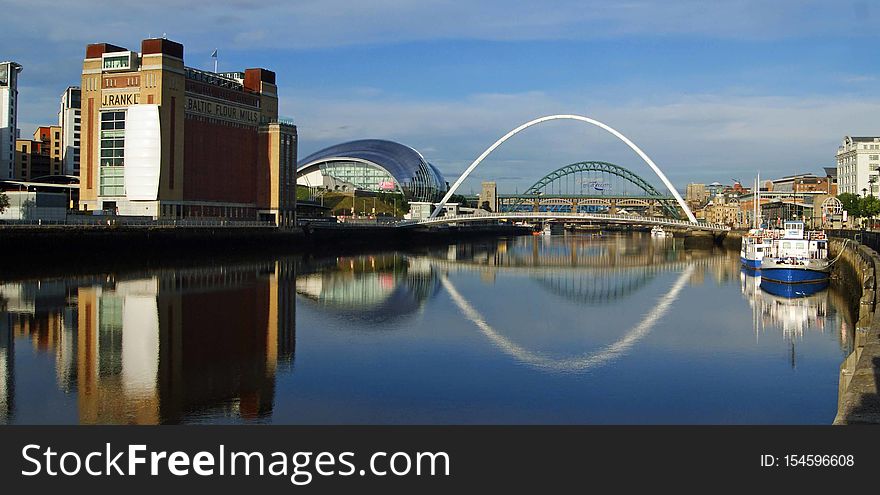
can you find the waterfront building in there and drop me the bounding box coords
[79,38,297,224]
[58,86,81,177]
[685,182,707,209]
[13,126,63,181]
[35,126,62,177]
[761,200,813,227]
[824,167,838,196]
[766,173,831,194]
[0,61,23,180]
[296,139,447,203]
[738,190,832,229]
[837,136,880,196]
[14,139,47,180]
[706,181,724,199]
[0,189,69,221]
[701,200,742,227]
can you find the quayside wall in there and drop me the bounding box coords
[0,224,530,280]
[828,232,880,424]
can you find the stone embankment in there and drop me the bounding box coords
[830,238,880,424]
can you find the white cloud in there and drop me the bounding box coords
[0,0,869,53]
[3,0,875,194]
[286,88,879,191]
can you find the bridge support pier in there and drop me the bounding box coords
[682,230,717,249]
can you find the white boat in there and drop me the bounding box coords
[740,228,771,269]
[760,221,831,295]
[540,224,553,236]
[741,173,771,269]
[650,226,671,238]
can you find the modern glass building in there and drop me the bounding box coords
[296,139,447,202]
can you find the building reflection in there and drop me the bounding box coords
[740,269,852,366]
[0,260,295,424]
[428,233,690,269]
[296,254,440,324]
[1,302,12,424]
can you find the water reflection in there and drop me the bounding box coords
[0,234,858,424]
[740,269,851,366]
[295,254,440,324]
[441,264,695,373]
[0,261,295,424]
[0,299,12,423]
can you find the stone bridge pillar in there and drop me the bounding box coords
[648,200,657,217]
[532,199,539,213]
[609,199,618,215]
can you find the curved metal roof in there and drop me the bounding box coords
[298,139,445,186]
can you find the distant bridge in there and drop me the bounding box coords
[399,212,729,231]
[502,161,683,219]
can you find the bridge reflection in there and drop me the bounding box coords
[0,261,295,424]
[294,235,744,373]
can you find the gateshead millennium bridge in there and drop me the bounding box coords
[396,114,729,231]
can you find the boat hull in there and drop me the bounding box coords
[759,267,829,284]
[740,257,762,269]
[760,279,828,298]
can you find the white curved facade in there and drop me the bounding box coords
[123,104,161,201]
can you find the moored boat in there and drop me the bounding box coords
[740,228,771,269]
[759,221,830,294]
[650,226,671,238]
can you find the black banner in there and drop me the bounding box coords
[0,426,877,491]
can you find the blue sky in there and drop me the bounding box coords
[2,0,879,193]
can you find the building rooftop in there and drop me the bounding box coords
[771,173,821,182]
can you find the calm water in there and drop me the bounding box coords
[0,233,854,424]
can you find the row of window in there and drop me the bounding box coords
[99,110,126,195]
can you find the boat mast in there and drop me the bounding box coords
[753,174,758,229]
[756,171,761,229]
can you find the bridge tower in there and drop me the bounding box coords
[479,181,498,212]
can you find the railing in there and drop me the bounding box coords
[828,229,880,253]
[397,212,729,231]
[0,218,278,229]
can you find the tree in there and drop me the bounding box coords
[861,195,880,219]
[449,194,472,208]
[838,192,861,217]
[0,191,9,214]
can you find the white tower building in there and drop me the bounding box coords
[58,86,82,176]
[837,136,880,196]
[0,61,23,180]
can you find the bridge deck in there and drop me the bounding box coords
[397,212,729,232]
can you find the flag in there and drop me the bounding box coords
[211,49,218,58]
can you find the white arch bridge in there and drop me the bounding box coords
[398,211,730,232]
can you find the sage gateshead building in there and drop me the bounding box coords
[296,139,447,202]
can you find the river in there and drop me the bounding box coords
[0,232,854,424]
